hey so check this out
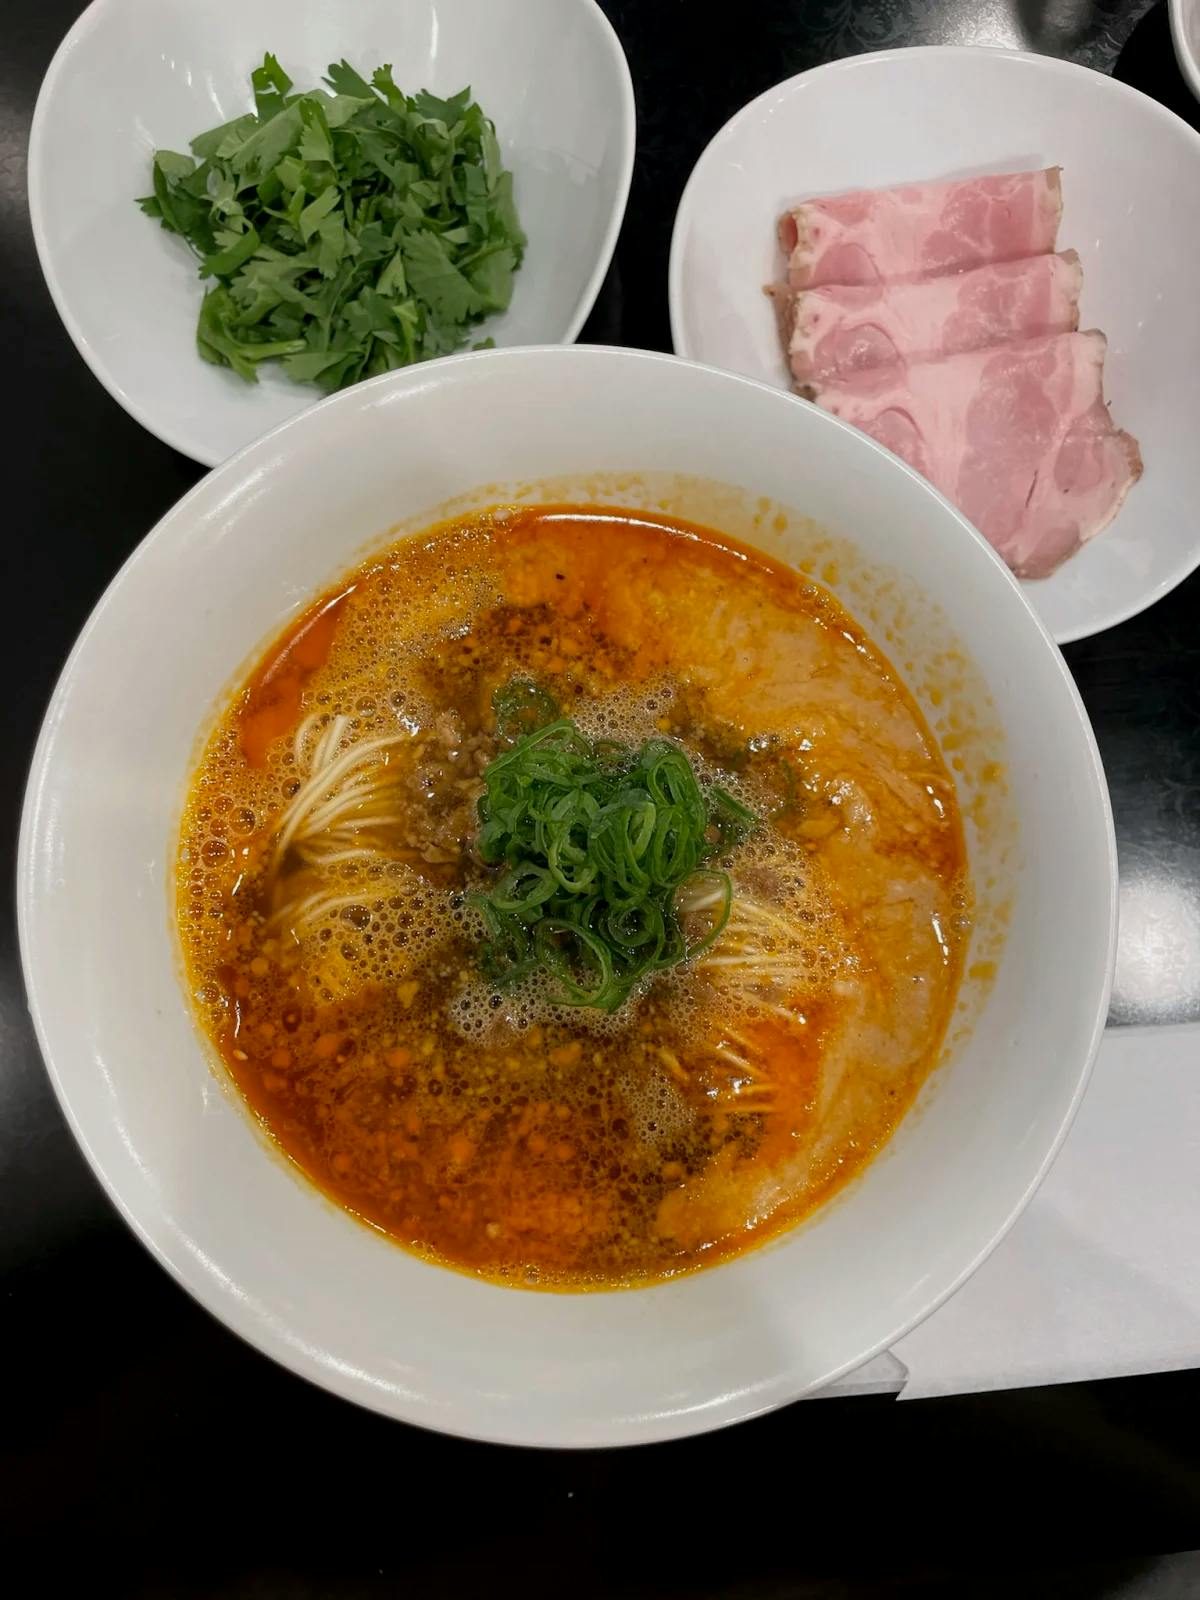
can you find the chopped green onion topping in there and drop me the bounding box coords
[471,698,756,1011]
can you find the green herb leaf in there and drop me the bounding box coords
[139,54,523,391]
[468,246,515,312]
[142,152,217,255]
[400,230,483,323]
[228,102,304,183]
[196,286,306,381]
[298,184,340,241]
[323,59,374,98]
[190,113,258,162]
[201,224,261,279]
[251,52,293,120]
[296,97,335,165]
[413,86,473,126]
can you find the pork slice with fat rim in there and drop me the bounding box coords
[813,330,1142,577]
[778,169,1063,290]
[771,251,1083,389]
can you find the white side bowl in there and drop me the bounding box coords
[28,0,634,466]
[669,47,1200,645]
[18,346,1115,1447]
[1172,0,1200,102]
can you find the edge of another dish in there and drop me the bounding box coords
[1171,0,1200,104]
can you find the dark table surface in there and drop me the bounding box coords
[4,2,1200,1594]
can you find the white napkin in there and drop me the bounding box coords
[891,1022,1200,1398]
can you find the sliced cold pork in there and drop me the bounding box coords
[773,251,1082,389]
[814,330,1142,577]
[779,169,1063,290]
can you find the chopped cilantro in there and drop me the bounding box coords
[137,54,526,391]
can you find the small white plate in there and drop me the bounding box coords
[669,48,1200,644]
[28,0,635,467]
[1172,0,1200,103]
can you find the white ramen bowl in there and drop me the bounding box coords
[28,0,634,466]
[669,47,1200,645]
[18,346,1115,1447]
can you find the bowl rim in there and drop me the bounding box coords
[26,0,637,467]
[16,344,1118,1445]
[1170,0,1200,104]
[667,44,1200,646]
